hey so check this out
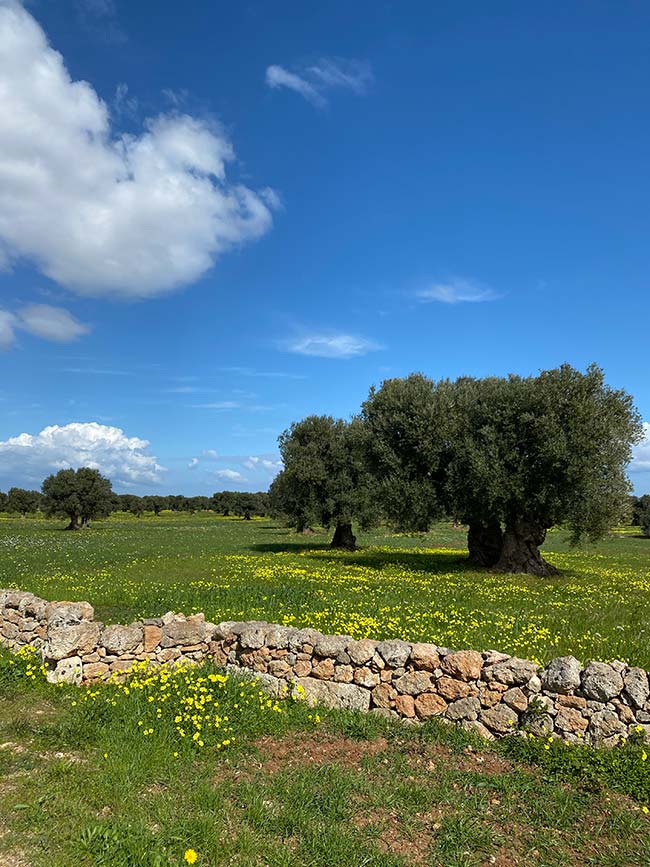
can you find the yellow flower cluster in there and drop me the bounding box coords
[75,661,287,750]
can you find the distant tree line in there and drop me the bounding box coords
[269,364,645,574]
[0,479,270,527]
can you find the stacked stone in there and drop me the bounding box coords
[2,588,650,747]
[0,590,48,650]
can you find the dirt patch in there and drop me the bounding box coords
[0,851,30,867]
[407,742,515,777]
[254,731,389,773]
[355,808,434,863]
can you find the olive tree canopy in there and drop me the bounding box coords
[41,467,114,530]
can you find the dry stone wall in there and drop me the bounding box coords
[2,587,650,747]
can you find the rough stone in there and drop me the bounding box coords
[480,704,519,735]
[623,668,650,709]
[446,697,481,721]
[353,667,380,688]
[47,655,83,685]
[440,650,483,681]
[541,656,582,694]
[83,662,110,679]
[311,658,336,680]
[503,687,528,712]
[143,625,163,653]
[294,678,370,712]
[162,619,205,647]
[371,683,396,709]
[555,706,588,734]
[238,627,267,650]
[268,659,291,678]
[394,694,416,717]
[101,624,143,655]
[335,664,354,683]
[524,713,554,737]
[376,640,412,669]
[409,642,440,671]
[315,634,352,659]
[394,670,432,695]
[414,693,447,718]
[45,622,102,661]
[437,677,471,701]
[346,638,377,665]
[46,601,94,627]
[581,662,624,702]
[589,709,626,742]
[488,657,539,686]
[557,694,587,710]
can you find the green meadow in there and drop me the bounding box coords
[1,514,650,666]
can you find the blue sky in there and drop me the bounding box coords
[0,0,649,494]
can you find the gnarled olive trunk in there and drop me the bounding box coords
[330,521,357,550]
[65,515,80,530]
[467,519,503,567]
[492,520,558,576]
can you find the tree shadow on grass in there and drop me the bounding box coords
[248,542,472,575]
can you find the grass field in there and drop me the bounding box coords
[1,514,650,666]
[2,514,650,866]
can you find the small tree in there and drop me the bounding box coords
[0,491,7,511]
[6,487,41,518]
[42,468,114,530]
[276,415,377,549]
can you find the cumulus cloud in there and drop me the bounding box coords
[284,332,382,359]
[265,57,372,107]
[417,279,498,304]
[215,468,244,481]
[631,422,650,473]
[0,422,165,485]
[0,1,276,299]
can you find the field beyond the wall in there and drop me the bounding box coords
[1,513,649,667]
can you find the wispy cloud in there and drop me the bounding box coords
[283,332,382,359]
[416,279,499,305]
[61,368,134,376]
[265,57,373,107]
[0,304,90,350]
[189,401,240,410]
[18,305,91,342]
[221,366,306,380]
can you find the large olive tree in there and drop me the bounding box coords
[363,364,642,575]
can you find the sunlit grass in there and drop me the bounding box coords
[2,514,650,666]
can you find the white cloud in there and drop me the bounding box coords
[0,1,275,299]
[0,309,16,349]
[0,421,165,485]
[284,332,382,359]
[188,457,199,468]
[265,65,325,107]
[17,304,90,342]
[0,303,89,349]
[417,279,498,304]
[202,449,219,459]
[215,468,244,481]
[631,422,650,473]
[265,57,372,107]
